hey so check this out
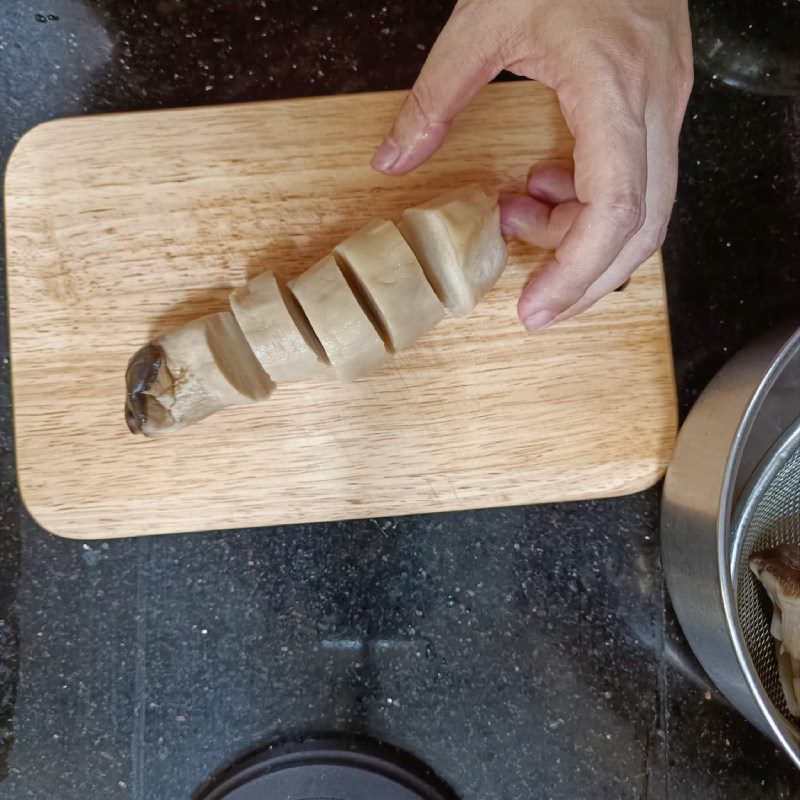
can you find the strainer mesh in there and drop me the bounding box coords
[734,439,800,728]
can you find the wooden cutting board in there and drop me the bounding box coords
[4,81,676,540]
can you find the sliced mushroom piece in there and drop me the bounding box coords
[398,184,507,317]
[288,253,389,382]
[333,219,445,352]
[750,543,800,716]
[230,270,328,382]
[776,647,800,720]
[125,311,275,438]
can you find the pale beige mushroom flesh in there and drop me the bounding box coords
[749,543,800,717]
[398,185,507,317]
[125,311,275,438]
[230,270,328,382]
[288,253,389,382]
[125,183,508,438]
[334,219,444,351]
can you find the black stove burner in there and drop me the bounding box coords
[195,736,459,800]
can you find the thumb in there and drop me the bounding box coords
[371,5,502,175]
[500,194,582,249]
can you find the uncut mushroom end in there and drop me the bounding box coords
[125,311,275,438]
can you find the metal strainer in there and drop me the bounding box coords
[662,321,800,769]
[732,421,800,732]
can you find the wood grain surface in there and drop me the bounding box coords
[4,81,677,539]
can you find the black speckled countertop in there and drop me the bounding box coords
[0,1,798,798]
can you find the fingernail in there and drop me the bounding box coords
[523,310,556,332]
[371,138,400,173]
[499,195,527,237]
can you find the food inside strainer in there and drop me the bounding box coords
[750,544,800,717]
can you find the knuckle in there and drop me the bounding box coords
[604,188,646,233]
[408,83,440,126]
[614,35,649,74]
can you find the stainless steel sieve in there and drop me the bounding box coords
[732,420,800,728]
[661,321,800,769]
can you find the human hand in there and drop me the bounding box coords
[371,0,693,330]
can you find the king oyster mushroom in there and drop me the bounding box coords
[125,183,508,437]
[749,543,800,716]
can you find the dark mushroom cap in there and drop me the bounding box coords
[125,343,165,436]
[750,544,800,597]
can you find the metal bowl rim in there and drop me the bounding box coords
[730,419,800,591]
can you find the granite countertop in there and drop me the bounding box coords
[0,1,798,798]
